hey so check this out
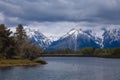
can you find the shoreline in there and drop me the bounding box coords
[40,54,120,58]
[0,59,47,67]
[0,56,119,67]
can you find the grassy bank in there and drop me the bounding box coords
[0,59,47,67]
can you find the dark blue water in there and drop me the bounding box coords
[0,57,120,80]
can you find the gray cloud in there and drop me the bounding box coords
[0,0,120,25]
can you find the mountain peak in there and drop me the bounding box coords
[25,28,51,48]
[61,28,84,39]
[69,28,83,34]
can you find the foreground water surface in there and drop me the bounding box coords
[0,57,120,80]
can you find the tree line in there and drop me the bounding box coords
[0,24,43,60]
[78,47,120,57]
[44,47,120,58]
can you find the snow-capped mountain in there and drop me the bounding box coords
[103,28,120,48]
[47,28,101,50]
[25,28,51,48]
[10,26,120,50]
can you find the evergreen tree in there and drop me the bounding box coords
[14,24,27,44]
[0,24,16,58]
[14,24,27,54]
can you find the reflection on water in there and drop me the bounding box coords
[0,57,120,80]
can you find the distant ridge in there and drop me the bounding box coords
[10,27,120,50]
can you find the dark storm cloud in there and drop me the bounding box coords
[0,0,120,25]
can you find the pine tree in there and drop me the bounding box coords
[14,24,27,44]
[14,24,28,56]
[0,24,16,58]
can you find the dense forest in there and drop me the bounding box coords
[0,24,43,60]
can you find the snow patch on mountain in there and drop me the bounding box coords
[93,30,104,48]
[60,28,85,39]
[47,35,60,42]
[25,28,51,48]
[103,28,120,44]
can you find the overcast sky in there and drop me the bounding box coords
[0,0,120,37]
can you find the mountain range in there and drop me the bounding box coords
[25,27,120,50]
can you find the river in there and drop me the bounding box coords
[0,57,120,80]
